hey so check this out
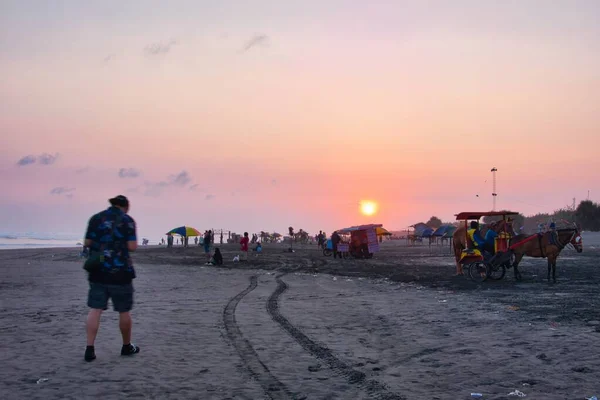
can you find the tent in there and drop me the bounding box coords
[432,225,457,237]
[421,228,435,238]
[337,224,383,234]
[409,223,431,237]
[375,227,392,236]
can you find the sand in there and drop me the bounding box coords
[1,238,599,399]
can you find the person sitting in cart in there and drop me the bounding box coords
[467,221,487,252]
[484,221,498,254]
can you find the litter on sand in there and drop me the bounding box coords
[508,389,526,397]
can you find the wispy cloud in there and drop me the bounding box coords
[50,187,75,196]
[143,170,192,197]
[118,168,142,179]
[104,54,115,62]
[189,183,204,192]
[144,39,177,56]
[168,171,191,186]
[16,155,37,166]
[38,153,59,165]
[205,194,215,200]
[271,179,278,187]
[241,34,268,52]
[16,153,59,166]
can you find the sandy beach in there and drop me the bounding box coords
[1,239,599,400]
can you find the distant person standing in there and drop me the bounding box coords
[331,231,341,259]
[240,232,250,261]
[317,230,324,248]
[204,230,212,263]
[83,195,140,362]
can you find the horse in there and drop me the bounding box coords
[452,219,515,275]
[510,227,583,283]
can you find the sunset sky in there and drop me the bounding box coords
[1,1,599,240]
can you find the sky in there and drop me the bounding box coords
[1,0,599,240]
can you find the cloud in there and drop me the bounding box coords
[143,170,192,197]
[16,155,37,166]
[205,194,215,200]
[50,187,75,196]
[168,170,191,186]
[241,34,268,52]
[271,179,278,186]
[189,184,204,192]
[104,54,115,62]
[38,153,59,165]
[118,168,142,178]
[16,153,59,166]
[144,39,177,56]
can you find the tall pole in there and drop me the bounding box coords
[491,167,497,211]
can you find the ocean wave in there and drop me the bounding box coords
[0,233,81,241]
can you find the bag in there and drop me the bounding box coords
[83,253,104,272]
[83,213,122,273]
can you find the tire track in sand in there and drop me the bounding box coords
[223,275,295,400]
[267,272,406,400]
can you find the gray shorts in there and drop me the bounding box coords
[87,282,134,312]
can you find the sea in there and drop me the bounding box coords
[0,232,83,250]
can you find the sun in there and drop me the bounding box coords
[360,201,378,216]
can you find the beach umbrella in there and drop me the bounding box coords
[166,226,201,237]
[375,227,392,236]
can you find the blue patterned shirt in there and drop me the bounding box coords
[85,206,137,284]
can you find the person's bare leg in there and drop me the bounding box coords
[119,312,132,344]
[86,309,103,346]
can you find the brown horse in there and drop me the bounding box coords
[510,228,583,283]
[452,219,515,275]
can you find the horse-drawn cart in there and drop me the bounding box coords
[455,211,538,282]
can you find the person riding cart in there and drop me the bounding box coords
[467,221,486,250]
[484,221,498,254]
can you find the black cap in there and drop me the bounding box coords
[109,195,129,208]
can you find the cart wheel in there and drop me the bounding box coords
[488,263,506,280]
[468,262,489,283]
[323,248,332,257]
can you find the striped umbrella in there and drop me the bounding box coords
[166,226,201,237]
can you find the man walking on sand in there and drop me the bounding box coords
[83,195,140,362]
[204,230,212,264]
[240,232,250,261]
